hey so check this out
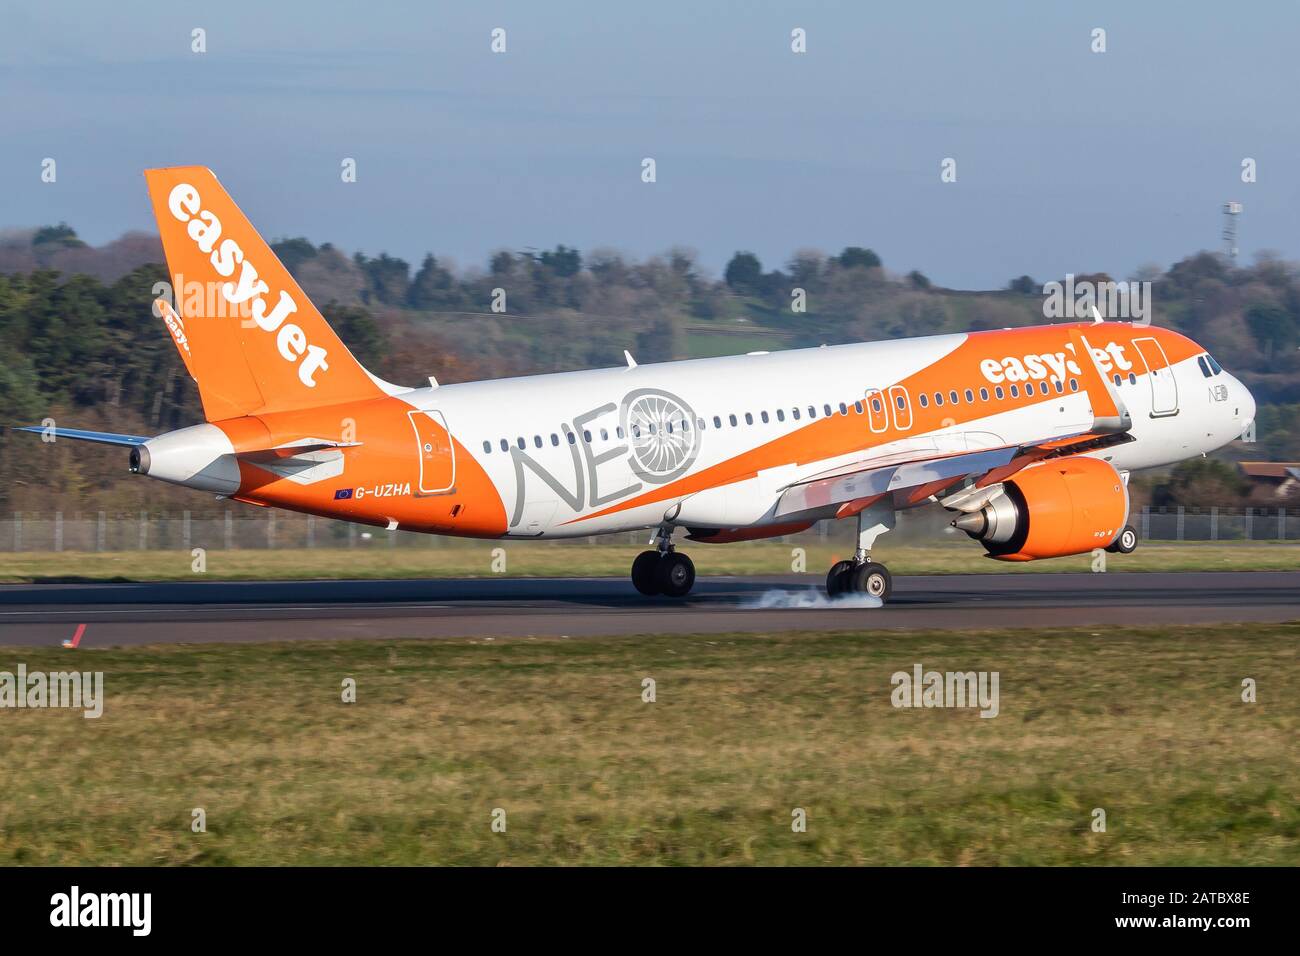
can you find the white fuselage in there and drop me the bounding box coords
[397,326,1253,538]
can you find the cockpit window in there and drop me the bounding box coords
[1197,356,1212,378]
[1206,354,1223,375]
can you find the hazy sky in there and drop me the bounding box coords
[2,0,1297,288]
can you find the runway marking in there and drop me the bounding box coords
[62,623,87,648]
[3,604,454,617]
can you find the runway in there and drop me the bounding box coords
[0,571,1296,647]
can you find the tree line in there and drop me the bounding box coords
[1,224,1298,512]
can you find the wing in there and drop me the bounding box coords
[777,331,1135,519]
[775,431,1133,518]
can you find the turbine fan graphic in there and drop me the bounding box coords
[622,388,701,483]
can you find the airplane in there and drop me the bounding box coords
[18,166,1257,603]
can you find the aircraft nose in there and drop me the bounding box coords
[1238,378,1257,435]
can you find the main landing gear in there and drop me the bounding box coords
[631,524,696,598]
[826,559,892,600]
[825,498,896,602]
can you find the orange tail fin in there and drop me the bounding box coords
[144,166,392,421]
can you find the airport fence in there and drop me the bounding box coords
[0,505,1297,553]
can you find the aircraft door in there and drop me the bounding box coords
[408,409,456,495]
[888,385,913,430]
[864,388,889,433]
[1133,337,1179,417]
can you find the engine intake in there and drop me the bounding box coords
[950,457,1128,561]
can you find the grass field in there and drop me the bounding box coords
[2,540,1297,583]
[1,622,1296,865]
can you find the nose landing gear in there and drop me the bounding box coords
[1106,524,1138,554]
[631,524,696,598]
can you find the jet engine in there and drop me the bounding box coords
[947,456,1128,561]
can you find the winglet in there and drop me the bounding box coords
[624,349,637,369]
[1069,328,1132,433]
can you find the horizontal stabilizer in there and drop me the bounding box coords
[235,439,362,463]
[11,425,149,446]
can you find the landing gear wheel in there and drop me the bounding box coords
[826,560,855,597]
[656,552,696,598]
[849,562,892,601]
[631,550,662,595]
[1107,525,1138,554]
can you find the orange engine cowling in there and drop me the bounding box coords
[953,457,1128,561]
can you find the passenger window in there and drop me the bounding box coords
[696,418,705,430]
[729,414,738,427]
[853,401,863,414]
[713,415,722,428]
[776,409,785,422]
[949,390,959,404]
[744,412,753,425]
[919,393,929,408]
[1010,385,1019,398]
[1040,382,1049,395]
[583,430,592,442]
[980,387,989,401]
[500,439,508,452]
[1128,372,1136,385]
[995,386,1005,399]
[934,392,944,406]
[1053,380,1063,394]
[761,411,769,423]
[1069,379,1079,392]
[567,431,576,445]
[600,428,609,441]
[823,404,832,417]
[483,440,491,454]
[871,397,882,413]
[532,435,541,448]
[1113,373,1122,386]
[965,389,974,403]
[551,434,559,446]
[517,437,526,449]
[792,408,801,420]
